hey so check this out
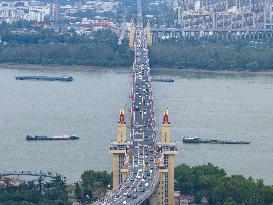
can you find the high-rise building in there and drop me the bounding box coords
[50,3,60,22]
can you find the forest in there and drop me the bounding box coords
[1,28,273,71]
[175,163,273,205]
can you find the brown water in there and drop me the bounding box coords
[0,66,272,184]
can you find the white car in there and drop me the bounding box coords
[123,201,127,205]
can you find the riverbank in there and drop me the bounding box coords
[2,63,273,76]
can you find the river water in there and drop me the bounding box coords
[0,66,272,184]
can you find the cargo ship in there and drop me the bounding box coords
[26,135,79,141]
[15,75,73,81]
[152,78,174,83]
[183,137,250,144]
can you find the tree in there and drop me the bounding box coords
[194,192,202,203]
[223,197,236,205]
[75,182,82,202]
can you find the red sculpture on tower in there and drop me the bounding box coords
[119,107,125,124]
[163,108,169,124]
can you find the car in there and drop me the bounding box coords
[145,183,149,187]
[127,193,131,198]
[140,188,145,192]
[132,194,137,199]
[123,201,127,204]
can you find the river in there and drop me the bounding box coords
[0,66,272,184]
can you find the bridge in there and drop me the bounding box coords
[150,27,273,42]
[98,0,178,204]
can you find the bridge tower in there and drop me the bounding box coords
[156,108,178,205]
[146,18,152,47]
[110,108,127,190]
[129,19,135,50]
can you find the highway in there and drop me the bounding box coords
[99,0,161,204]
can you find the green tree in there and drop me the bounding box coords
[75,182,82,202]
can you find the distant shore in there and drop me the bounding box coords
[1,63,273,76]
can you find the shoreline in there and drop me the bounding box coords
[1,63,273,76]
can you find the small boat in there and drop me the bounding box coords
[152,78,174,82]
[26,134,79,141]
[15,75,73,81]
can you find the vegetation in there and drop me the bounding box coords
[1,28,273,71]
[0,29,133,67]
[75,170,112,203]
[150,39,273,71]
[0,175,70,205]
[175,163,273,205]
[0,165,272,204]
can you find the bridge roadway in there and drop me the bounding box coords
[99,0,161,205]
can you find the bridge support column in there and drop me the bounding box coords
[110,108,127,190]
[146,18,152,47]
[156,108,178,205]
[129,19,135,50]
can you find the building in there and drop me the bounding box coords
[175,0,273,30]
[50,2,60,22]
[25,10,44,22]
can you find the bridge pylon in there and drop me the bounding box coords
[155,108,178,205]
[110,107,128,190]
[129,19,135,50]
[146,18,152,47]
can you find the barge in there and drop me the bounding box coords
[15,75,73,81]
[26,135,79,141]
[183,137,250,144]
[152,78,174,83]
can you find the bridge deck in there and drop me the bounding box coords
[99,0,160,204]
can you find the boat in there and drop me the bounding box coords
[15,75,73,81]
[182,137,203,143]
[26,134,79,141]
[182,137,250,144]
[152,78,174,82]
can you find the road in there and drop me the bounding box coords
[99,0,161,204]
